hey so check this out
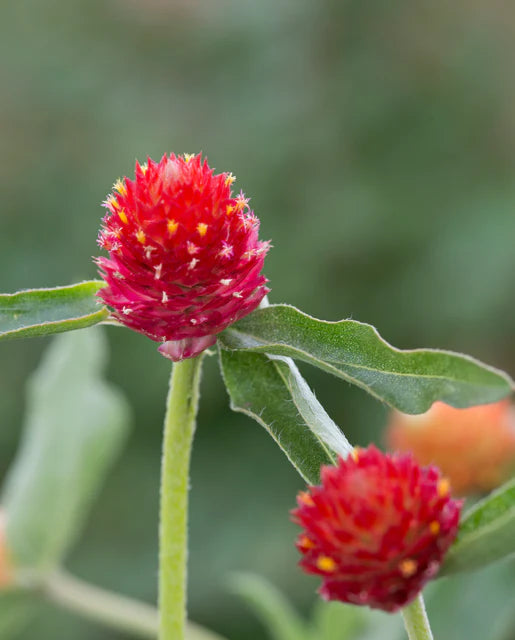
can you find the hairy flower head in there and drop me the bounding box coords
[292,445,461,612]
[96,153,270,360]
[386,400,515,496]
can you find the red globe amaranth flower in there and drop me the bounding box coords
[386,401,515,496]
[96,153,270,361]
[292,445,461,613]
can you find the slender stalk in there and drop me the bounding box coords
[401,594,434,640]
[41,570,226,640]
[159,356,204,640]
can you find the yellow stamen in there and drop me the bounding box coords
[351,447,361,462]
[140,162,148,175]
[197,222,208,237]
[438,478,451,497]
[399,558,418,578]
[429,521,441,535]
[136,229,146,244]
[167,219,179,235]
[316,556,336,573]
[225,173,236,187]
[118,210,128,224]
[226,204,234,215]
[113,179,127,196]
[105,194,119,209]
[183,153,195,162]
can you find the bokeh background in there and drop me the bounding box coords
[1,1,515,638]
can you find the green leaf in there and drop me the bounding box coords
[220,304,513,413]
[2,327,130,572]
[229,573,309,640]
[0,281,109,341]
[219,348,352,484]
[439,478,515,577]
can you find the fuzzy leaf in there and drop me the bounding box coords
[439,478,515,576]
[1,327,130,572]
[220,349,352,484]
[0,281,109,341]
[220,304,513,414]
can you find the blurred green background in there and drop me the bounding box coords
[1,1,514,638]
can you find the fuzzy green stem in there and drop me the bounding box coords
[41,570,225,640]
[159,356,203,640]
[401,594,434,640]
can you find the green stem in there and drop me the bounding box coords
[159,356,204,640]
[401,594,434,640]
[40,570,226,640]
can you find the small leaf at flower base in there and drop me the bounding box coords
[438,477,515,577]
[0,281,109,341]
[219,349,352,484]
[220,304,513,413]
[229,573,309,640]
[1,327,130,572]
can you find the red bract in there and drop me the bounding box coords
[96,153,270,361]
[292,445,461,613]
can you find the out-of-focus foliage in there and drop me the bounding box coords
[231,573,368,640]
[233,565,515,640]
[2,327,130,573]
[0,328,129,639]
[1,0,514,638]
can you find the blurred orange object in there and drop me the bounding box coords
[0,513,13,588]
[386,400,515,496]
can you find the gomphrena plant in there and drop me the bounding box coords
[292,446,461,613]
[0,152,514,640]
[96,153,270,361]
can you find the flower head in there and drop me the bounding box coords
[292,445,461,612]
[96,153,270,361]
[386,401,515,496]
